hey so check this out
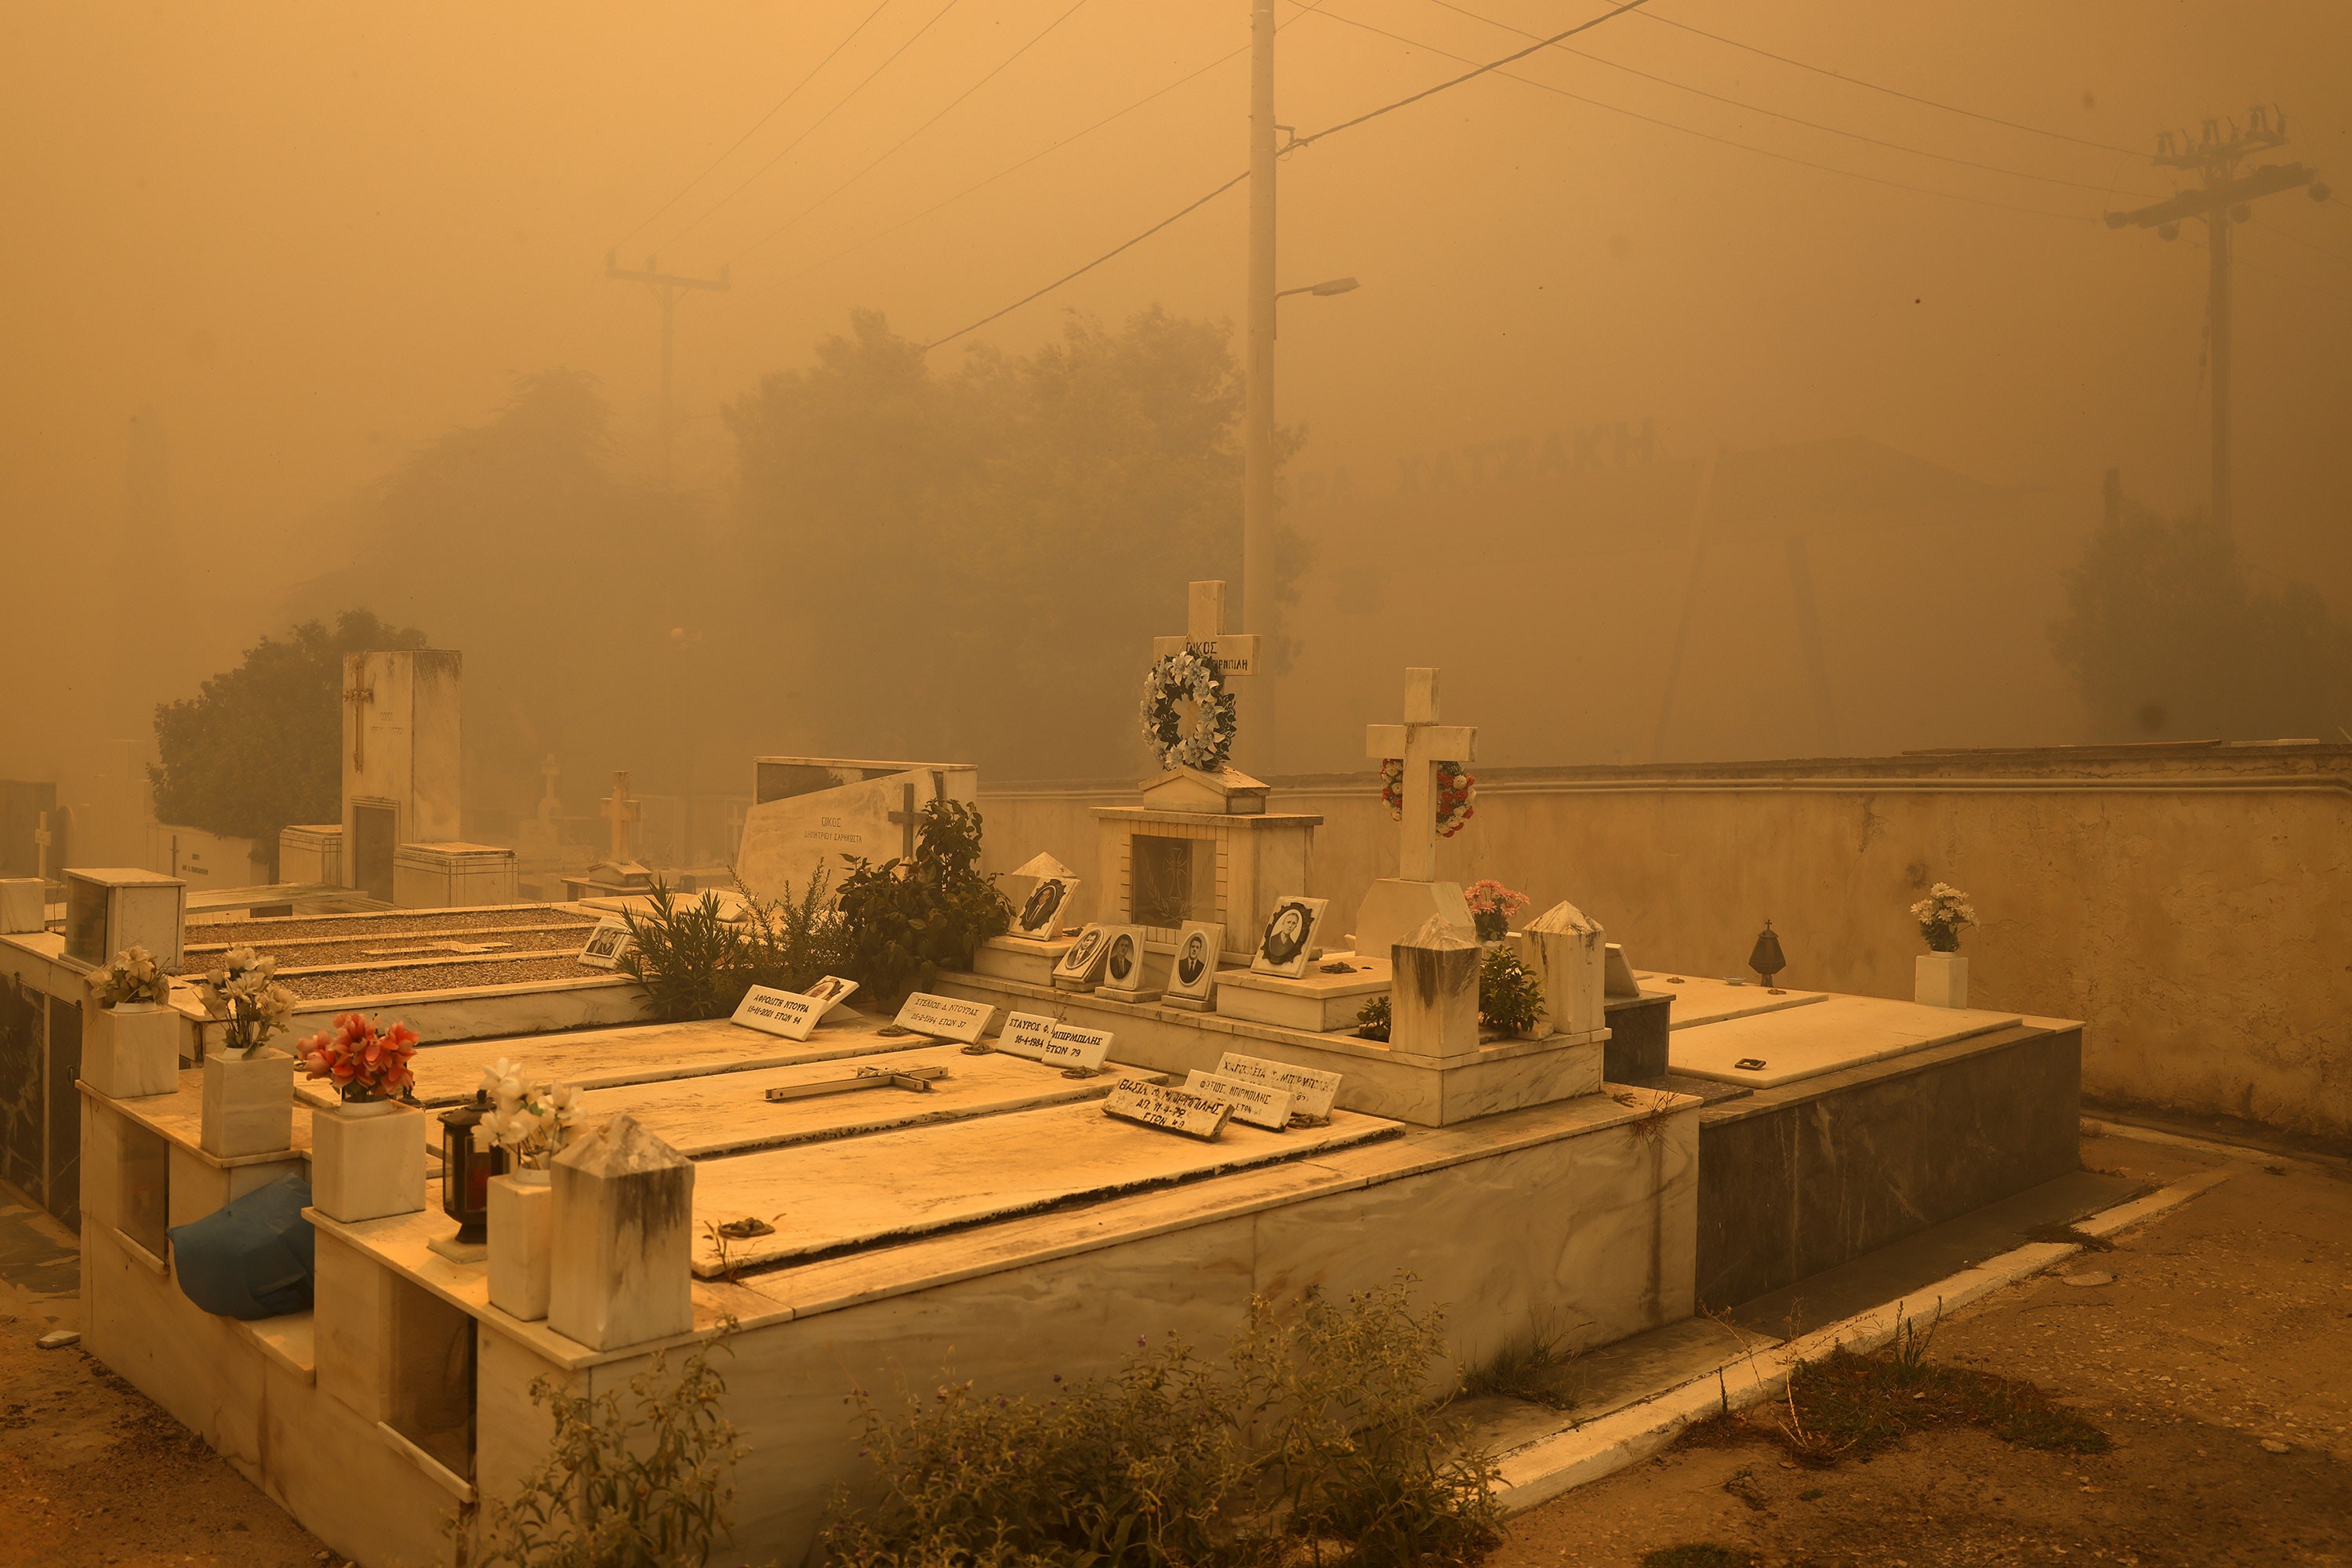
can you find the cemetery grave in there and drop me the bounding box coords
[34,580,2085,1568]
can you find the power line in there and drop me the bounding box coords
[1417,0,2158,198]
[1287,0,1655,151]
[923,172,1250,350]
[615,1,892,254]
[662,0,964,251]
[1628,8,2146,160]
[1305,5,2100,222]
[724,0,1092,267]
[2253,216,2352,270]
[769,37,1255,289]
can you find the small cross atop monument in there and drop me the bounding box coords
[343,680,376,770]
[1366,668,1478,882]
[886,770,948,861]
[600,771,643,863]
[1152,580,1261,676]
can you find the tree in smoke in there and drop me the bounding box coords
[2049,488,2352,742]
[725,307,1304,776]
[151,611,426,874]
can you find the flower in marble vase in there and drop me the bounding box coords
[1463,880,1529,942]
[296,1011,419,1102]
[1908,882,1977,953]
[196,945,296,1057]
[471,1065,582,1168]
[85,946,171,1009]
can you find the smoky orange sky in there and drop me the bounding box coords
[4,0,2350,777]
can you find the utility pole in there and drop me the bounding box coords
[2105,107,2328,532]
[605,252,731,488]
[1241,0,1278,772]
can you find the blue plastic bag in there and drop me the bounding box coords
[168,1171,316,1319]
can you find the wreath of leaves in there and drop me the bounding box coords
[1139,649,1238,771]
[1379,758,1476,838]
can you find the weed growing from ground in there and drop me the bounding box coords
[822,1277,1500,1568]
[1460,1312,1585,1411]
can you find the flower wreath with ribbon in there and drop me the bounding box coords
[1139,648,1238,771]
[1379,759,1477,837]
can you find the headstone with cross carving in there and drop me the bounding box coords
[735,755,980,903]
[339,648,464,892]
[1353,667,1476,962]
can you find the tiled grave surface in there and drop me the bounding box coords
[1668,994,2022,1087]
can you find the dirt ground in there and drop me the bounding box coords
[1493,1129,2352,1568]
[0,1125,2343,1566]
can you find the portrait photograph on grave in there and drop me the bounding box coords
[1013,875,1076,939]
[802,975,858,1014]
[577,916,634,970]
[1166,920,1225,1003]
[1051,923,1109,985]
[1249,896,1328,979]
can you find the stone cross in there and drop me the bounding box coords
[1365,668,1478,881]
[1151,579,1261,677]
[886,769,948,860]
[537,754,562,823]
[601,771,642,862]
[342,679,375,770]
[32,813,51,883]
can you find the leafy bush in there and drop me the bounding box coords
[740,864,854,994]
[622,884,750,1023]
[822,1277,1499,1568]
[1476,949,1545,1036]
[834,800,1011,1002]
[1355,994,1391,1042]
[452,1334,748,1568]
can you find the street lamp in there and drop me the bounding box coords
[1273,277,1360,336]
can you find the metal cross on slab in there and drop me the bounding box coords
[886,769,949,860]
[343,681,375,771]
[1151,580,1261,677]
[762,1062,949,1103]
[600,771,643,862]
[1365,667,1478,882]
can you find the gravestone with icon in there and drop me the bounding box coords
[1090,580,1321,978]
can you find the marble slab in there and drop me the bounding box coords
[1214,956,1391,1033]
[293,1013,914,1109]
[1668,994,2024,1088]
[687,1098,1396,1276]
[1635,971,1828,1029]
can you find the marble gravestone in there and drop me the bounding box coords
[736,757,979,903]
[339,648,464,904]
[1356,667,1476,963]
[547,1113,695,1352]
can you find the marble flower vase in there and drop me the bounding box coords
[200,1047,296,1157]
[1915,951,1969,1009]
[311,1098,426,1223]
[82,1002,182,1099]
[488,1169,554,1320]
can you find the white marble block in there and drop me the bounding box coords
[63,867,187,971]
[549,1112,695,1351]
[200,1047,295,1157]
[311,1100,427,1223]
[1519,901,1606,1038]
[1389,916,1481,1061]
[1915,953,1969,1009]
[82,1004,182,1099]
[489,1171,554,1321]
[0,877,42,935]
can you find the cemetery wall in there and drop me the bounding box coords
[981,742,2352,1146]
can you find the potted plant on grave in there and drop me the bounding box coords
[297,1012,426,1223]
[81,945,182,1099]
[474,1058,583,1322]
[1478,946,1548,1040]
[1463,880,1530,944]
[194,946,299,1157]
[1910,882,1976,1010]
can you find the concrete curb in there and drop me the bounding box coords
[1490,1167,2232,1515]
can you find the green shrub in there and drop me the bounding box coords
[835,800,1011,1002]
[740,864,854,993]
[1355,994,1391,1041]
[622,884,750,1022]
[822,1277,1498,1568]
[452,1334,748,1567]
[1476,948,1544,1036]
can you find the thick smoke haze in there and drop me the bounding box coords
[4,1,2349,808]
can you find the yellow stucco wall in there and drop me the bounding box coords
[982,745,2352,1144]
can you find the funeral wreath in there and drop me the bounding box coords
[1139,648,1238,772]
[1381,759,1476,837]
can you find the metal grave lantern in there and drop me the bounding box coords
[439,1090,508,1245]
[1748,919,1787,989]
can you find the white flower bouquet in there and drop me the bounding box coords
[471,1058,583,1171]
[85,945,170,1008]
[196,945,299,1058]
[1909,883,1977,953]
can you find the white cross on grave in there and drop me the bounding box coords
[601,771,643,862]
[32,812,51,884]
[1365,667,1476,883]
[1151,579,1261,677]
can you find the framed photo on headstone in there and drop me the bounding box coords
[1012,875,1080,940]
[1051,924,1111,988]
[578,916,636,971]
[1165,920,1224,1005]
[1094,924,1150,996]
[1248,895,1329,980]
[802,975,859,1019]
